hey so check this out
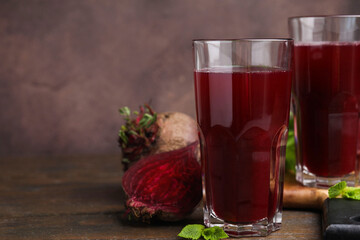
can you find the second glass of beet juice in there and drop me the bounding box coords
[289,16,360,188]
[193,39,293,237]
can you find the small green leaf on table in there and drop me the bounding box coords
[178,225,228,240]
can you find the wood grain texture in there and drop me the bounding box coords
[283,174,329,210]
[0,155,124,217]
[0,209,321,240]
[0,155,322,239]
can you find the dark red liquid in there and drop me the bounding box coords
[194,67,291,223]
[294,43,360,177]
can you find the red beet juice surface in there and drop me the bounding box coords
[294,42,360,177]
[194,67,292,223]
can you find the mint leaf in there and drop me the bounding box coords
[328,182,360,200]
[178,224,205,240]
[328,181,347,198]
[343,187,360,200]
[202,226,229,240]
[202,227,214,240]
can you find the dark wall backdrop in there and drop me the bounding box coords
[0,0,359,156]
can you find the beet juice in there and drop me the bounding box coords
[293,43,360,178]
[194,67,292,223]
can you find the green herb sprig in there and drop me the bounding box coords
[118,105,157,147]
[178,224,228,240]
[328,181,360,200]
[285,110,296,173]
[117,104,159,167]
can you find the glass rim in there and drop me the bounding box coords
[289,15,360,21]
[193,38,293,44]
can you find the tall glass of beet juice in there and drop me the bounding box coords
[193,39,293,237]
[289,16,360,188]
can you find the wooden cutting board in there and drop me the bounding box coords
[283,173,329,210]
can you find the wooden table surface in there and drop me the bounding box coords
[0,155,322,239]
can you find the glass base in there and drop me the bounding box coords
[296,167,357,188]
[203,207,282,237]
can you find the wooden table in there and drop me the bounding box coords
[0,155,322,239]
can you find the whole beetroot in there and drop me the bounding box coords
[118,104,201,222]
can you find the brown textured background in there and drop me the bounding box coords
[0,0,359,156]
